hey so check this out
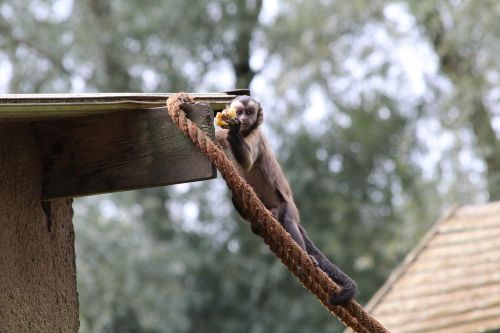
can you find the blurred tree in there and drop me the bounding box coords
[103,305,160,333]
[408,0,500,200]
[0,0,261,92]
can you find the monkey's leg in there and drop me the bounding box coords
[232,196,262,235]
[278,205,307,250]
[298,225,358,305]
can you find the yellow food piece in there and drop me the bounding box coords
[215,107,237,127]
[215,112,227,126]
[226,107,237,118]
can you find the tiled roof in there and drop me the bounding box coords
[365,202,500,333]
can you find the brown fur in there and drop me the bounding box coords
[215,95,358,305]
[216,127,297,222]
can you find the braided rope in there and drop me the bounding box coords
[167,93,389,333]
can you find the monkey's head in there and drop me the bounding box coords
[228,95,263,134]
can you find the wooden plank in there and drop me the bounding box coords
[418,236,500,260]
[0,90,249,121]
[409,254,500,275]
[430,224,500,247]
[382,271,500,301]
[395,259,500,290]
[408,250,500,273]
[376,294,500,328]
[383,304,500,333]
[455,201,500,218]
[34,103,215,200]
[439,214,500,231]
[375,282,500,315]
[429,316,500,333]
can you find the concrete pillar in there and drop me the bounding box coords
[0,123,79,332]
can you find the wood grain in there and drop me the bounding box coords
[362,204,500,333]
[34,103,216,200]
[0,90,250,121]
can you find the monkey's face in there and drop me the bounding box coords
[230,100,260,132]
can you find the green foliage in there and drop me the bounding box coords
[0,0,261,92]
[408,0,500,200]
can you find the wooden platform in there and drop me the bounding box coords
[0,91,247,200]
[0,91,246,121]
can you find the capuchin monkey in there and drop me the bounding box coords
[215,95,357,305]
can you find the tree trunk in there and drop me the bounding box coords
[87,0,132,91]
[231,0,263,88]
[419,10,500,200]
[469,98,500,200]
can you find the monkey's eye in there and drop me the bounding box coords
[236,109,243,116]
[245,109,255,116]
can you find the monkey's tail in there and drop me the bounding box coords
[298,225,358,305]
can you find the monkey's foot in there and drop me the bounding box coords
[328,280,358,305]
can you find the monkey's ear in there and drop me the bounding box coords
[255,104,264,127]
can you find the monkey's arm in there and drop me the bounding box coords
[298,225,358,305]
[226,119,256,170]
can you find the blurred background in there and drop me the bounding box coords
[1,0,499,332]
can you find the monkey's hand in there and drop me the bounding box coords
[225,118,241,134]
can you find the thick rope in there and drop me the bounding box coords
[167,93,389,333]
